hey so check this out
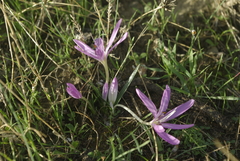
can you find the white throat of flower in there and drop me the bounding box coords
[152,108,177,125]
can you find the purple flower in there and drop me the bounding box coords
[108,77,118,108]
[66,83,82,99]
[136,85,194,145]
[102,82,109,101]
[73,19,128,63]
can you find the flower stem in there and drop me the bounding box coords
[102,60,109,84]
[114,104,151,125]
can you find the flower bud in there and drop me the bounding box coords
[66,83,82,99]
[108,77,118,108]
[102,82,109,101]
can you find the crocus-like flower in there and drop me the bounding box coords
[108,77,118,108]
[73,19,128,64]
[136,85,194,145]
[66,83,82,99]
[73,19,128,100]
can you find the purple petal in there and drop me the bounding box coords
[108,77,118,108]
[153,124,180,145]
[73,39,95,55]
[94,38,104,48]
[66,83,82,99]
[155,131,180,145]
[152,124,165,133]
[106,19,122,52]
[108,32,128,54]
[162,123,194,129]
[159,108,177,123]
[94,38,105,61]
[162,99,195,122]
[102,82,109,101]
[74,39,104,61]
[94,38,104,52]
[136,89,158,118]
[156,85,171,118]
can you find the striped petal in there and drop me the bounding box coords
[162,99,194,122]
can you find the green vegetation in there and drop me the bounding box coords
[0,0,239,160]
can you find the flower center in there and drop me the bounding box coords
[151,119,161,125]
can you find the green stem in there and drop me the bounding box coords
[102,60,109,84]
[114,104,151,125]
